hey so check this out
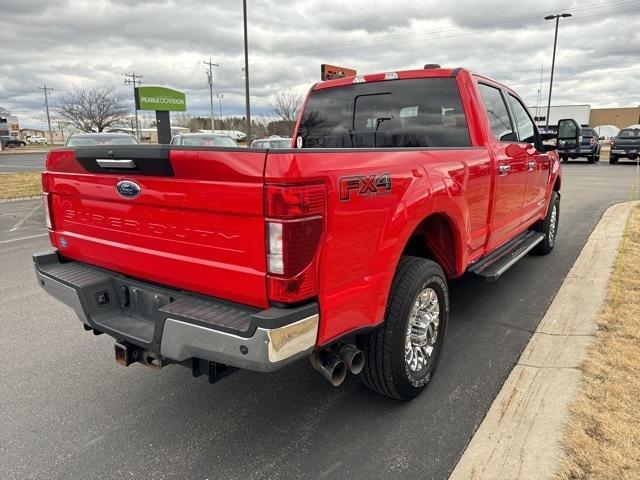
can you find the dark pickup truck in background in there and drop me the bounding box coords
[558,127,600,163]
[610,128,640,164]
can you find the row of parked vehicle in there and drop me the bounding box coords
[557,127,639,164]
[58,132,294,148]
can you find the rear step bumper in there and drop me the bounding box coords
[33,252,318,372]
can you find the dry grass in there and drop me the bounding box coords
[556,204,640,480]
[0,172,42,199]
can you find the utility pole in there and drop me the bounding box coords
[203,58,219,132]
[124,72,142,139]
[544,13,572,130]
[217,93,224,132]
[38,85,55,146]
[243,0,252,143]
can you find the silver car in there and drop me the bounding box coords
[170,133,238,147]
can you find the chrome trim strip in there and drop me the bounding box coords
[96,159,136,169]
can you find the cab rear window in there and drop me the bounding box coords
[298,78,470,148]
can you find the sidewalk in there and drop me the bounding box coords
[449,201,637,480]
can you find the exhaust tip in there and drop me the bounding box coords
[310,350,347,387]
[330,360,347,386]
[339,344,365,375]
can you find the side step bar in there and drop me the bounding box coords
[469,231,544,281]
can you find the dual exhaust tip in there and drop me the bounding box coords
[310,344,364,387]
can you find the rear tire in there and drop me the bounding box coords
[534,191,560,255]
[359,256,448,401]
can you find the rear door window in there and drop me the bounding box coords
[478,84,516,142]
[298,78,471,148]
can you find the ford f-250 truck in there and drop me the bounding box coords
[34,67,577,400]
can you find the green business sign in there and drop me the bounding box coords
[135,86,186,112]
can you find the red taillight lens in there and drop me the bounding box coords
[265,183,326,304]
[266,184,325,218]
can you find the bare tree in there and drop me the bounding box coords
[267,91,304,122]
[57,85,130,132]
[173,112,192,128]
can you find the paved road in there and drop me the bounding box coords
[1,163,638,480]
[0,152,47,172]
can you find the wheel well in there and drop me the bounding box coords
[401,214,457,277]
[553,176,561,192]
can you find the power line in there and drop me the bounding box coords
[203,58,219,131]
[124,72,142,138]
[37,85,54,146]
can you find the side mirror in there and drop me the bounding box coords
[557,118,581,149]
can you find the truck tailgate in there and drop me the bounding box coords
[44,146,269,308]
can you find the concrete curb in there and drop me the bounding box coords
[449,201,638,480]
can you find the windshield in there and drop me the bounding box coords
[181,136,237,147]
[619,129,640,138]
[298,78,470,148]
[66,135,138,146]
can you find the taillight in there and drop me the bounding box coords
[41,172,53,230]
[265,183,326,304]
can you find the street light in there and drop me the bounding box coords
[544,12,572,130]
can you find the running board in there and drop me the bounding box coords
[469,231,544,281]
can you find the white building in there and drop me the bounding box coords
[531,104,591,130]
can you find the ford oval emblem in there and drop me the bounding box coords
[116,180,141,199]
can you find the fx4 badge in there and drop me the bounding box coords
[339,173,392,201]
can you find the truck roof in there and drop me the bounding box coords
[313,67,461,91]
[312,67,518,96]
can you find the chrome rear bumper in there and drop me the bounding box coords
[34,252,318,372]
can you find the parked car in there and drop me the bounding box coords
[65,133,139,147]
[558,127,600,163]
[35,66,572,400]
[27,136,48,145]
[170,133,238,147]
[0,135,26,148]
[251,137,293,148]
[610,128,640,164]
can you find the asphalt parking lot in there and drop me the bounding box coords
[1,162,638,480]
[0,152,47,172]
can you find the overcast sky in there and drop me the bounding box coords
[1,0,638,129]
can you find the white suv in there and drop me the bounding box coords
[27,136,48,144]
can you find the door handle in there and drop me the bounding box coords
[498,164,511,176]
[527,161,536,171]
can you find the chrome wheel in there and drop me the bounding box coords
[549,204,558,247]
[405,286,440,373]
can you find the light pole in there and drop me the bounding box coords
[216,94,224,132]
[243,0,252,143]
[544,13,572,130]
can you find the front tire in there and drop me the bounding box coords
[587,154,595,164]
[359,256,448,400]
[534,191,560,255]
[609,154,618,164]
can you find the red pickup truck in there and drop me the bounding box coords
[34,67,577,400]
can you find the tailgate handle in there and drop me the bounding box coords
[96,159,136,169]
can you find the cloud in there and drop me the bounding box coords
[0,0,638,128]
